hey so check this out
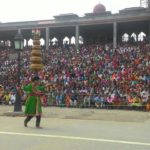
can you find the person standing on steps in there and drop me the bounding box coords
[23,76,45,128]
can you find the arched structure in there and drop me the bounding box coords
[0,4,150,50]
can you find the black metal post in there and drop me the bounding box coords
[14,50,22,112]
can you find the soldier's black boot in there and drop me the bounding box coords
[24,116,33,127]
[36,115,42,129]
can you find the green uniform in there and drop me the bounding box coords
[23,84,45,116]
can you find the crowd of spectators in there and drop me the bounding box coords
[0,42,150,110]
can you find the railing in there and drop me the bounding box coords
[0,93,149,111]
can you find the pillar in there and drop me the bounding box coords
[113,22,117,49]
[148,20,150,43]
[135,32,138,42]
[68,37,71,45]
[148,0,150,8]
[26,39,29,47]
[45,27,50,50]
[75,25,79,49]
[57,37,63,47]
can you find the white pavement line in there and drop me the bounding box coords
[0,131,150,146]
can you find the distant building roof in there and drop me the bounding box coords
[54,13,79,20]
[119,7,146,14]
[85,11,111,17]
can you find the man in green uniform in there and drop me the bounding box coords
[23,76,45,128]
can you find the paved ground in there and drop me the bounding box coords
[0,106,150,150]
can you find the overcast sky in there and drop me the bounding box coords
[0,0,140,22]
